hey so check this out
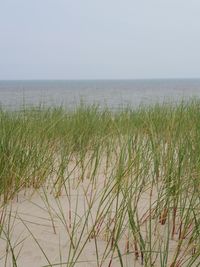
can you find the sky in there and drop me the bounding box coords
[0,0,200,80]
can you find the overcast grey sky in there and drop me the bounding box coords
[0,0,200,80]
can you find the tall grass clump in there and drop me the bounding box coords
[1,100,200,266]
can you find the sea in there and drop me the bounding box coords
[0,79,200,110]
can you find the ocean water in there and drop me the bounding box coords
[0,79,200,110]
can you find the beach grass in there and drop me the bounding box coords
[1,100,200,266]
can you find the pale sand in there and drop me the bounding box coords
[0,190,143,267]
[0,160,188,267]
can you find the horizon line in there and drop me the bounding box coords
[1,77,200,82]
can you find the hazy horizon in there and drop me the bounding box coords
[1,0,200,80]
[2,78,200,82]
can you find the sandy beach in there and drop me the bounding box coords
[0,103,199,266]
[0,158,190,267]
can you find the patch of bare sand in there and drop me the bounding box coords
[0,159,190,267]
